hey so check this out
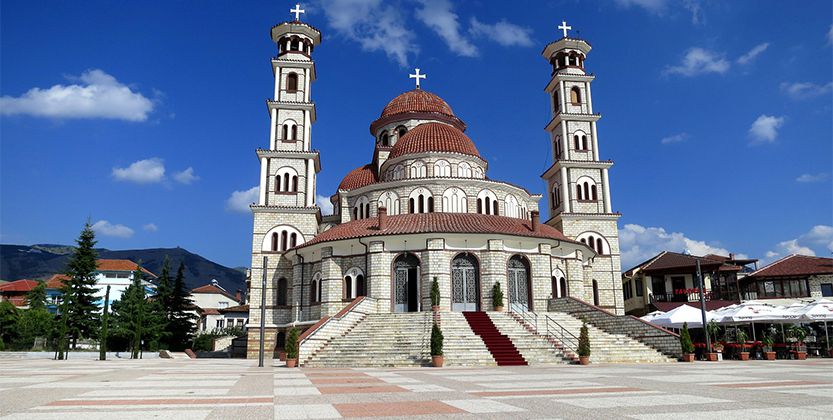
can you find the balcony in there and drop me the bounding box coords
[651,288,713,303]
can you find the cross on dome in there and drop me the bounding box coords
[290,3,305,21]
[558,20,572,38]
[409,68,426,89]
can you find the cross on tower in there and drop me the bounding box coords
[290,3,305,21]
[409,68,426,89]
[558,20,572,38]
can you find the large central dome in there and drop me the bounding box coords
[389,122,480,159]
[380,89,455,118]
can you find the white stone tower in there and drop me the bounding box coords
[540,22,625,314]
[247,8,323,357]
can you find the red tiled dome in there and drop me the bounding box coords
[380,89,455,118]
[389,122,480,160]
[338,164,377,191]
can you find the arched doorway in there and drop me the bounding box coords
[451,254,479,311]
[393,253,420,312]
[560,277,568,298]
[508,256,531,312]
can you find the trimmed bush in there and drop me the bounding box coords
[578,323,591,357]
[285,327,299,360]
[430,322,443,356]
[431,277,440,307]
[492,282,504,309]
[680,322,695,354]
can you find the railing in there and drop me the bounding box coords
[651,289,713,303]
[508,306,579,357]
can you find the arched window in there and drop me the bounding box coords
[596,238,604,255]
[290,38,300,51]
[344,267,364,300]
[282,124,288,140]
[378,191,400,215]
[286,72,299,93]
[582,135,588,150]
[271,232,278,251]
[554,135,563,158]
[591,185,598,201]
[276,277,288,306]
[291,125,298,140]
[410,161,426,178]
[573,130,587,150]
[353,196,370,220]
[504,194,521,218]
[442,187,467,213]
[576,184,583,201]
[476,190,497,215]
[356,275,366,297]
[380,131,390,146]
[570,86,581,105]
[574,135,580,150]
[396,125,408,138]
[583,182,590,199]
[408,188,433,214]
[592,280,600,306]
[311,272,322,304]
[474,167,483,178]
[393,165,404,180]
[560,277,568,298]
[281,231,288,251]
[262,225,305,252]
[433,160,451,177]
[458,162,472,178]
[276,167,299,193]
[577,232,608,256]
[493,200,499,215]
[552,184,561,209]
[290,233,297,248]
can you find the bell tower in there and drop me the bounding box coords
[540,21,624,314]
[247,4,323,358]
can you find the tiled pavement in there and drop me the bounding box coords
[1,358,832,419]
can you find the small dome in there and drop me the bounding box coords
[389,123,480,160]
[338,164,377,191]
[380,89,456,118]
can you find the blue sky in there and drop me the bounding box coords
[1,0,831,271]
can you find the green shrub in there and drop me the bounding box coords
[192,333,215,352]
[680,322,695,354]
[285,327,299,360]
[578,323,591,357]
[430,322,443,356]
[788,325,807,344]
[492,282,504,309]
[762,333,774,351]
[430,277,440,307]
[736,329,749,351]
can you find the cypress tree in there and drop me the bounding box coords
[60,222,100,355]
[167,262,197,350]
[155,257,173,349]
[112,263,165,358]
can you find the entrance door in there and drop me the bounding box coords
[394,253,420,312]
[508,256,530,312]
[452,254,479,311]
[671,276,686,302]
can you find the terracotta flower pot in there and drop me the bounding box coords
[278,351,287,361]
[764,351,776,360]
[682,353,695,362]
[431,355,444,367]
[706,352,718,362]
[796,351,807,360]
[579,356,590,365]
[494,306,504,312]
[285,358,297,368]
[739,352,749,361]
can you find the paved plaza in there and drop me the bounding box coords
[1,358,832,419]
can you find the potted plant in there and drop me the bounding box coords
[789,325,807,360]
[736,329,749,361]
[431,277,441,312]
[285,327,299,368]
[762,333,776,360]
[706,320,721,361]
[492,282,504,312]
[680,322,695,362]
[430,322,444,367]
[578,322,591,365]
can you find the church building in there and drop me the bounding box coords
[246,11,625,358]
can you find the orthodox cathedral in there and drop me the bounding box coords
[246,11,624,357]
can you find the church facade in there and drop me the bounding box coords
[246,15,624,357]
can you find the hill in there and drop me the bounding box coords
[0,244,247,293]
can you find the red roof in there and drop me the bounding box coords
[299,213,571,248]
[96,259,157,277]
[389,122,480,160]
[748,254,833,278]
[220,304,249,313]
[380,89,455,119]
[0,279,39,293]
[45,274,69,289]
[629,251,724,274]
[200,308,221,315]
[338,163,378,191]
[191,284,238,301]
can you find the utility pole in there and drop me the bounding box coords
[259,256,267,368]
[696,259,711,352]
[99,285,110,361]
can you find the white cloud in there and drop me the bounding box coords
[142,223,158,232]
[468,17,533,47]
[226,186,259,213]
[796,173,828,183]
[748,114,785,145]
[318,0,417,67]
[173,167,199,184]
[0,69,154,121]
[682,0,703,24]
[613,0,668,14]
[736,42,769,64]
[415,0,478,57]
[763,225,833,264]
[112,158,166,184]
[317,194,334,216]
[664,48,730,77]
[619,223,743,269]
[779,81,833,100]
[660,132,688,144]
[92,220,134,238]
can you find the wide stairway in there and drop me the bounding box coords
[486,312,574,365]
[303,312,432,367]
[441,312,497,366]
[463,311,527,366]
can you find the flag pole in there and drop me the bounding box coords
[696,259,711,352]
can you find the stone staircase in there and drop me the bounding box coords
[439,312,496,367]
[463,311,527,366]
[487,312,574,365]
[303,312,432,367]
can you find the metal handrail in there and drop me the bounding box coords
[508,305,579,357]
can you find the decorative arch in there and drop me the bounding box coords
[343,267,365,300]
[552,268,567,298]
[570,86,582,104]
[310,272,322,304]
[433,160,451,177]
[281,119,299,141]
[395,125,408,139]
[353,196,370,220]
[261,225,304,252]
[451,253,480,311]
[551,184,562,209]
[377,191,401,215]
[392,164,405,180]
[457,162,473,178]
[504,194,521,218]
[575,176,598,201]
[507,255,532,311]
[409,160,426,178]
[392,253,421,312]
[577,231,609,256]
[476,189,498,215]
[408,187,434,214]
[275,167,299,193]
[441,187,467,213]
[474,167,484,178]
[573,130,587,150]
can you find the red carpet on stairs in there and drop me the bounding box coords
[462,311,527,366]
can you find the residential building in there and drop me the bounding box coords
[0,279,38,308]
[190,279,244,331]
[740,254,833,300]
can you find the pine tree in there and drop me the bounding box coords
[27,282,48,311]
[166,262,197,350]
[59,222,100,356]
[154,257,173,349]
[112,263,165,358]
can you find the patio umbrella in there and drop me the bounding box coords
[717,301,802,341]
[791,299,833,351]
[639,310,665,323]
[651,304,715,329]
